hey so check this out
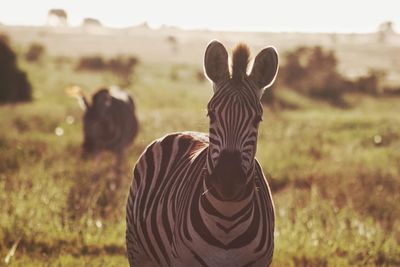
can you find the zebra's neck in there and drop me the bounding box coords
[201,177,255,214]
[199,168,256,244]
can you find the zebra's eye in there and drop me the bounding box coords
[207,110,216,123]
[254,115,263,127]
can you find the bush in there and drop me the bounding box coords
[278,46,393,104]
[82,18,102,27]
[25,43,46,62]
[76,55,139,86]
[0,37,32,103]
[107,56,138,77]
[166,35,178,53]
[0,33,10,44]
[355,69,386,95]
[281,46,346,104]
[76,56,106,71]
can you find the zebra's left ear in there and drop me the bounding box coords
[204,40,230,85]
[249,47,279,96]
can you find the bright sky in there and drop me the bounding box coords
[0,0,398,33]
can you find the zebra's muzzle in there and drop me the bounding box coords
[207,151,247,201]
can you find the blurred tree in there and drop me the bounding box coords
[107,56,139,86]
[76,56,106,71]
[25,43,45,62]
[76,55,139,86]
[281,46,346,105]
[47,9,68,27]
[0,38,32,103]
[377,21,395,43]
[82,18,102,27]
[356,69,387,95]
[0,33,10,44]
[166,35,178,54]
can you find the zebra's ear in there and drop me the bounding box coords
[65,85,90,110]
[79,95,90,110]
[249,47,279,94]
[204,40,230,84]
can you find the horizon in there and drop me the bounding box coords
[0,0,399,34]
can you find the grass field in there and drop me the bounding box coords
[1,26,400,266]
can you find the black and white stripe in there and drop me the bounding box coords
[126,40,278,266]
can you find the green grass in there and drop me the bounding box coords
[1,53,399,266]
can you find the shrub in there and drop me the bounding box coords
[76,56,106,71]
[107,56,138,77]
[76,55,139,86]
[280,46,347,105]
[25,43,46,62]
[166,35,178,53]
[355,69,386,95]
[0,33,10,44]
[0,37,32,103]
[82,18,102,27]
[280,46,393,101]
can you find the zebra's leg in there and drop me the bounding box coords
[91,152,103,181]
[126,193,157,267]
[131,259,158,267]
[126,231,157,267]
[137,261,158,267]
[113,151,124,179]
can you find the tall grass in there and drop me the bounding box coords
[0,52,399,266]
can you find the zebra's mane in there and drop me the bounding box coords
[231,43,250,82]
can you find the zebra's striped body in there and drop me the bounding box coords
[126,41,278,266]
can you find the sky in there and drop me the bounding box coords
[0,0,398,33]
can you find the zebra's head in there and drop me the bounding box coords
[203,40,278,201]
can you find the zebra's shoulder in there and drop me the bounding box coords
[152,132,208,144]
[180,131,209,144]
[143,132,208,154]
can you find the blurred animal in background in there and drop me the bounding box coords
[67,85,139,175]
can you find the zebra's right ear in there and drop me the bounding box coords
[249,47,279,93]
[79,95,90,110]
[204,40,230,84]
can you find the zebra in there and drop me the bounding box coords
[126,40,278,267]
